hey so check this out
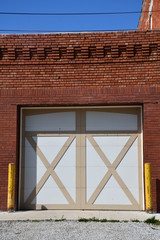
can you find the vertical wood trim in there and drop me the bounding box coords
[80,110,86,209]
[76,110,81,208]
[138,133,143,209]
[137,107,143,209]
[20,109,26,209]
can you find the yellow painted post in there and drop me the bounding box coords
[145,163,153,212]
[7,163,15,211]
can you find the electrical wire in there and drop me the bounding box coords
[0,10,158,16]
[0,9,154,33]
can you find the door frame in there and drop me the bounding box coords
[18,106,144,210]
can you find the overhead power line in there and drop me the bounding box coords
[0,10,159,16]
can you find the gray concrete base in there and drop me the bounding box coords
[0,210,160,221]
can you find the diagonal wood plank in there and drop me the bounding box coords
[51,171,75,205]
[88,171,112,205]
[24,135,75,206]
[112,135,138,168]
[87,135,138,207]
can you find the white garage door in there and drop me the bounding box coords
[19,107,143,210]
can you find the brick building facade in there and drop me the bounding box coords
[0,1,160,212]
[138,0,160,30]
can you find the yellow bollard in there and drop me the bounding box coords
[7,163,15,211]
[145,163,153,212]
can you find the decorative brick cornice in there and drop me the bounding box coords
[0,43,159,62]
[0,32,160,63]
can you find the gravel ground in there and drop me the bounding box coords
[0,221,160,240]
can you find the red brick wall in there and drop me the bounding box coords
[138,0,160,30]
[0,31,160,212]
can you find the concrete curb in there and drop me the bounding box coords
[0,210,160,221]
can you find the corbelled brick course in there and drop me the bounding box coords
[0,31,160,212]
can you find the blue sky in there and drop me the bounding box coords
[0,0,143,33]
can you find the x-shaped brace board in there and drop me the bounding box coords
[24,135,75,207]
[87,135,139,208]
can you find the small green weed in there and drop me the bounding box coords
[78,217,99,222]
[31,219,53,222]
[31,220,41,222]
[45,219,53,222]
[78,218,119,223]
[100,219,108,222]
[55,218,66,222]
[132,219,140,223]
[145,216,160,225]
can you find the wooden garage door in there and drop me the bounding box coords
[19,107,143,210]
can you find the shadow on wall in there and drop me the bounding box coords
[156,179,160,213]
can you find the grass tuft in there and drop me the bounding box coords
[45,219,53,222]
[78,218,120,223]
[132,219,140,223]
[144,217,160,225]
[32,219,53,222]
[78,217,99,222]
[31,220,41,222]
[55,218,66,222]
